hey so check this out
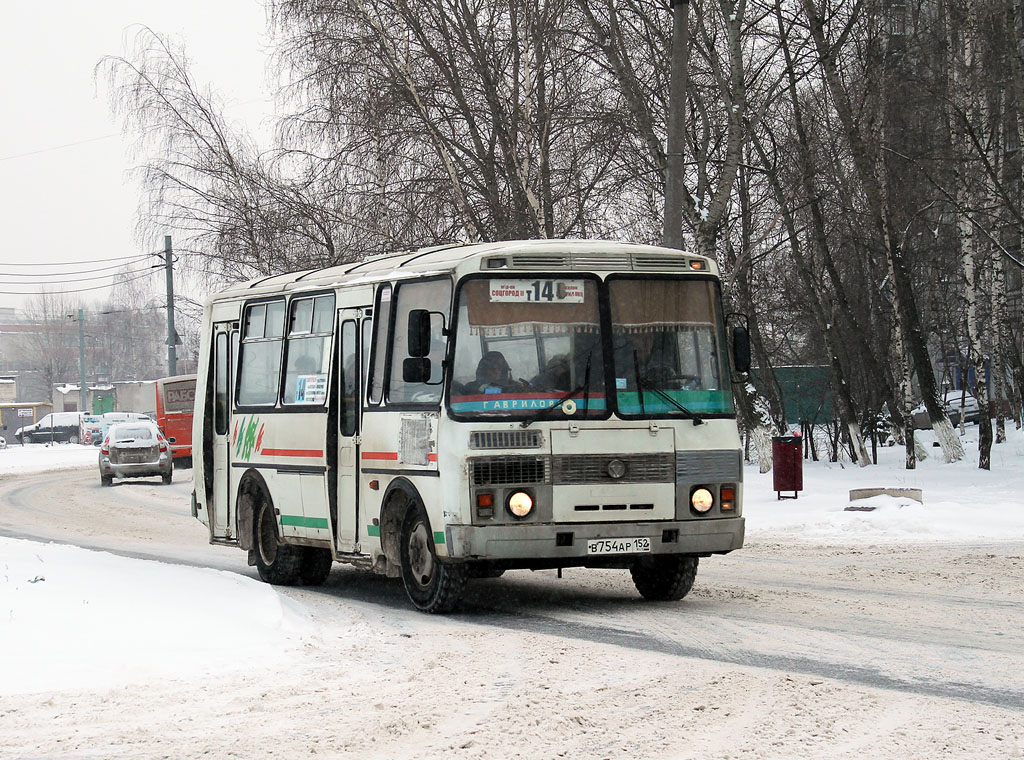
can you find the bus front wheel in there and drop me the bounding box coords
[399,506,467,613]
[253,493,304,585]
[630,555,699,601]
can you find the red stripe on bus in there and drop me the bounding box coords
[362,451,399,460]
[260,448,323,458]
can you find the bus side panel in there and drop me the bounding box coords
[359,411,442,556]
[234,412,331,545]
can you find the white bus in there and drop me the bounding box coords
[192,240,750,612]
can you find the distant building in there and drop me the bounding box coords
[0,377,15,404]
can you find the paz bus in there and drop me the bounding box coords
[191,240,750,612]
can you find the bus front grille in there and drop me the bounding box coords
[469,430,544,450]
[470,456,550,486]
[552,453,675,484]
[675,450,742,482]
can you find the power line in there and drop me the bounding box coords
[0,252,161,267]
[0,268,159,286]
[0,269,159,296]
[0,260,159,280]
[0,134,119,163]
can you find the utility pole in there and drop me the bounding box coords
[77,309,87,413]
[663,0,690,250]
[164,235,177,376]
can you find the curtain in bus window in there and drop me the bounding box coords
[283,294,335,405]
[451,278,604,416]
[388,279,451,404]
[608,279,733,415]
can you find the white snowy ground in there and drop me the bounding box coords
[743,426,1024,544]
[0,441,100,476]
[2,428,1022,698]
[1,429,1023,760]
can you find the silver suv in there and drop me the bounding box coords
[98,421,173,486]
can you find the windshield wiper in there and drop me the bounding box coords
[520,353,592,428]
[632,359,704,425]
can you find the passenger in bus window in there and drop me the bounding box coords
[532,354,571,391]
[466,351,519,394]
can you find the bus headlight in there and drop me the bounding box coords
[690,487,714,513]
[507,491,534,518]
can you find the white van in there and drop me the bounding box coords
[90,412,154,446]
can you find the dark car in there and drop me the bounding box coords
[98,421,173,486]
[911,390,981,430]
[15,412,84,444]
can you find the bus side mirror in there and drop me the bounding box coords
[403,357,431,383]
[408,310,431,357]
[732,325,751,373]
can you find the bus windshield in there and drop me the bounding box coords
[608,277,734,416]
[450,277,605,417]
[449,275,734,419]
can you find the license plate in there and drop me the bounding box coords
[586,536,651,555]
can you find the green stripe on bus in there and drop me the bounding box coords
[280,515,330,530]
[366,525,381,537]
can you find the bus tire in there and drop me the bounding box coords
[399,506,466,613]
[299,547,334,586]
[467,562,507,579]
[253,490,303,585]
[69,434,80,445]
[630,555,698,601]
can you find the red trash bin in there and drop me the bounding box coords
[772,435,802,500]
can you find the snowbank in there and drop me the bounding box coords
[0,537,313,695]
[0,443,98,475]
[744,425,1024,544]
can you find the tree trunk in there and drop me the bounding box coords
[800,0,963,463]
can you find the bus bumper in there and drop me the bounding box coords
[446,517,744,560]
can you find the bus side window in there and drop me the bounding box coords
[340,320,358,436]
[282,293,335,405]
[361,318,372,400]
[238,299,285,406]
[214,332,229,435]
[388,278,451,404]
[367,285,392,405]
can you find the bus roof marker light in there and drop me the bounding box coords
[689,260,706,270]
[486,257,508,269]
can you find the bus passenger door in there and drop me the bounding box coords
[211,323,236,538]
[334,310,364,551]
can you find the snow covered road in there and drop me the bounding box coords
[1,440,1023,758]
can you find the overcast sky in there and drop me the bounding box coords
[0,1,273,313]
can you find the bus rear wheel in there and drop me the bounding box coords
[253,493,304,585]
[399,506,467,613]
[630,555,698,601]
